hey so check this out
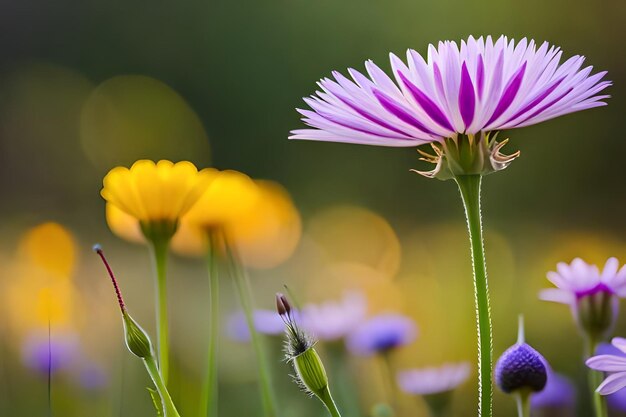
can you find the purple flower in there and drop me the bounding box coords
[397,362,471,395]
[541,258,626,304]
[79,364,108,391]
[587,338,626,396]
[291,36,610,147]
[22,331,79,375]
[346,314,417,356]
[540,258,626,338]
[227,292,367,343]
[300,292,367,341]
[226,310,286,342]
[530,370,576,409]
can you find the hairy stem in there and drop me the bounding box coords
[224,236,278,417]
[455,174,492,417]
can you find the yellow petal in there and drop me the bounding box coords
[105,203,145,244]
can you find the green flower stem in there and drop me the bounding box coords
[515,392,530,417]
[200,231,220,417]
[455,174,492,417]
[144,355,181,417]
[224,236,278,417]
[319,386,342,417]
[149,238,171,385]
[585,337,608,417]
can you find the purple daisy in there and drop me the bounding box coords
[540,258,626,339]
[397,362,472,396]
[346,313,417,356]
[291,35,609,148]
[587,338,626,395]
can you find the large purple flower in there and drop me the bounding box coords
[291,35,609,147]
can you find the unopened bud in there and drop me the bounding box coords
[276,292,292,317]
[294,347,329,397]
[122,312,154,359]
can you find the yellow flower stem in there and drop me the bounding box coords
[149,237,171,385]
[144,355,181,417]
[200,230,220,417]
[223,234,278,417]
[455,174,492,417]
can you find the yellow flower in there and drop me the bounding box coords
[18,222,77,279]
[171,171,301,269]
[101,160,215,240]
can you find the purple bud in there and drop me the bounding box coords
[495,343,548,394]
[276,293,292,317]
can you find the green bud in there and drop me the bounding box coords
[123,311,154,359]
[577,290,618,341]
[294,347,329,397]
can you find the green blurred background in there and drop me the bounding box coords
[0,0,625,416]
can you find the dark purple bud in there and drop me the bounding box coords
[496,343,548,394]
[276,293,292,317]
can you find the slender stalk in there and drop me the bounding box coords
[149,238,171,385]
[319,387,342,417]
[585,337,608,417]
[200,231,220,417]
[515,392,530,417]
[224,236,278,417]
[144,356,181,417]
[455,174,492,417]
[380,352,399,410]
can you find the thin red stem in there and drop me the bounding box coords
[93,244,126,313]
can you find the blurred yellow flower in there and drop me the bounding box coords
[105,202,145,244]
[2,222,79,337]
[101,160,215,239]
[171,171,301,269]
[18,222,76,279]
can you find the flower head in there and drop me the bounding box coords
[495,317,548,394]
[540,258,626,339]
[398,362,472,396]
[291,36,609,179]
[292,35,609,145]
[587,338,626,395]
[346,313,417,356]
[101,160,214,240]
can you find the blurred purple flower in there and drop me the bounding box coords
[22,331,79,374]
[397,362,471,395]
[79,364,108,391]
[586,337,626,395]
[227,292,367,343]
[346,313,417,356]
[588,341,626,410]
[301,292,366,341]
[290,36,610,147]
[530,370,576,409]
[227,310,286,342]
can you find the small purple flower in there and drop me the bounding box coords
[530,370,575,409]
[300,292,367,341]
[22,331,79,375]
[397,362,471,396]
[226,310,286,342]
[587,338,626,395]
[227,292,367,343]
[346,314,417,356]
[291,36,609,147]
[540,258,626,339]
